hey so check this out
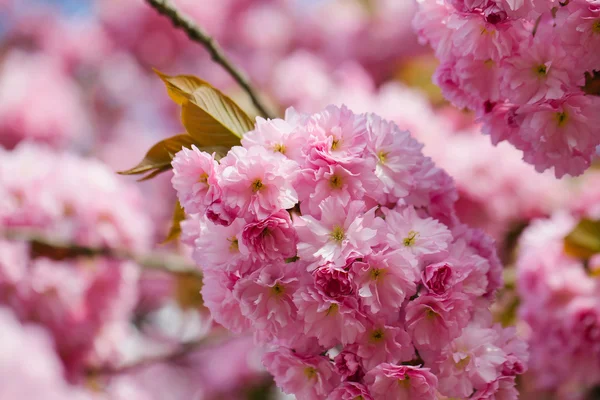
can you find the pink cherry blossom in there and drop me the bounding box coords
[294,286,366,348]
[219,145,299,220]
[171,146,220,215]
[313,263,354,300]
[383,206,453,262]
[405,293,472,350]
[241,210,298,261]
[234,261,300,342]
[263,348,339,400]
[364,364,439,400]
[355,322,415,369]
[367,113,424,199]
[329,382,374,400]
[192,216,249,272]
[295,198,378,268]
[333,350,364,381]
[352,251,418,319]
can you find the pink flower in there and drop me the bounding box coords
[241,114,304,162]
[367,113,424,199]
[501,37,574,105]
[313,263,354,300]
[297,163,368,218]
[294,286,365,348]
[262,348,339,400]
[0,307,88,399]
[422,262,454,295]
[192,216,249,272]
[205,199,238,226]
[201,268,250,334]
[302,105,369,167]
[219,145,299,219]
[405,293,472,350]
[328,382,373,400]
[171,146,219,215]
[352,251,418,319]
[241,210,298,261]
[437,325,507,398]
[446,13,522,62]
[333,351,363,381]
[364,364,438,400]
[383,206,453,262]
[517,95,600,177]
[356,322,415,369]
[234,261,300,342]
[471,376,519,400]
[295,198,378,268]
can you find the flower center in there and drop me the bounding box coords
[555,111,569,127]
[273,143,286,154]
[398,375,411,388]
[378,150,388,164]
[426,308,439,320]
[198,173,209,184]
[271,282,285,297]
[331,138,340,150]
[370,329,385,342]
[331,226,346,243]
[592,20,600,34]
[403,230,419,246]
[329,174,343,189]
[534,64,547,77]
[304,367,318,380]
[370,268,384,281]
[228,236,239,252]
[251,178,265,192]
[326,303,339,316]
[455,355,471,370]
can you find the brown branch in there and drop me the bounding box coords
[145,0,274,119]
[86,338,211,377]
[3,228,200,277]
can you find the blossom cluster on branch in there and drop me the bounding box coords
[173,105,528,399]
[414,0,600,177]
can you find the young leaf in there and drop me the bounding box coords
[155,70,254,145]
[582,70,600,96]
[163,200,186,243]
[117,134,197,180]
[182,83,254,146]
[564,218,600,260]
[154,69,206,105]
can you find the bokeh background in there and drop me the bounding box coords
[1,0,599,399]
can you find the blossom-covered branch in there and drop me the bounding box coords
[4,228,200,277]
[145,0,274,119]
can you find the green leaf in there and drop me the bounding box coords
[117,134,197,180]
[582,70,600,96]
[564,218,600,260]
[163,200,186,243]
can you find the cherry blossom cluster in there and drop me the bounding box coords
[0,142,151,381]
[173,105,528,400]
[414,0,600,177]
[272,57,568,244]
[516,173,600,399]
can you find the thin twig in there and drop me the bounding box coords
[3,228,200,277]
[146,0,274,119]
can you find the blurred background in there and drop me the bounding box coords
[0,0,599,399]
